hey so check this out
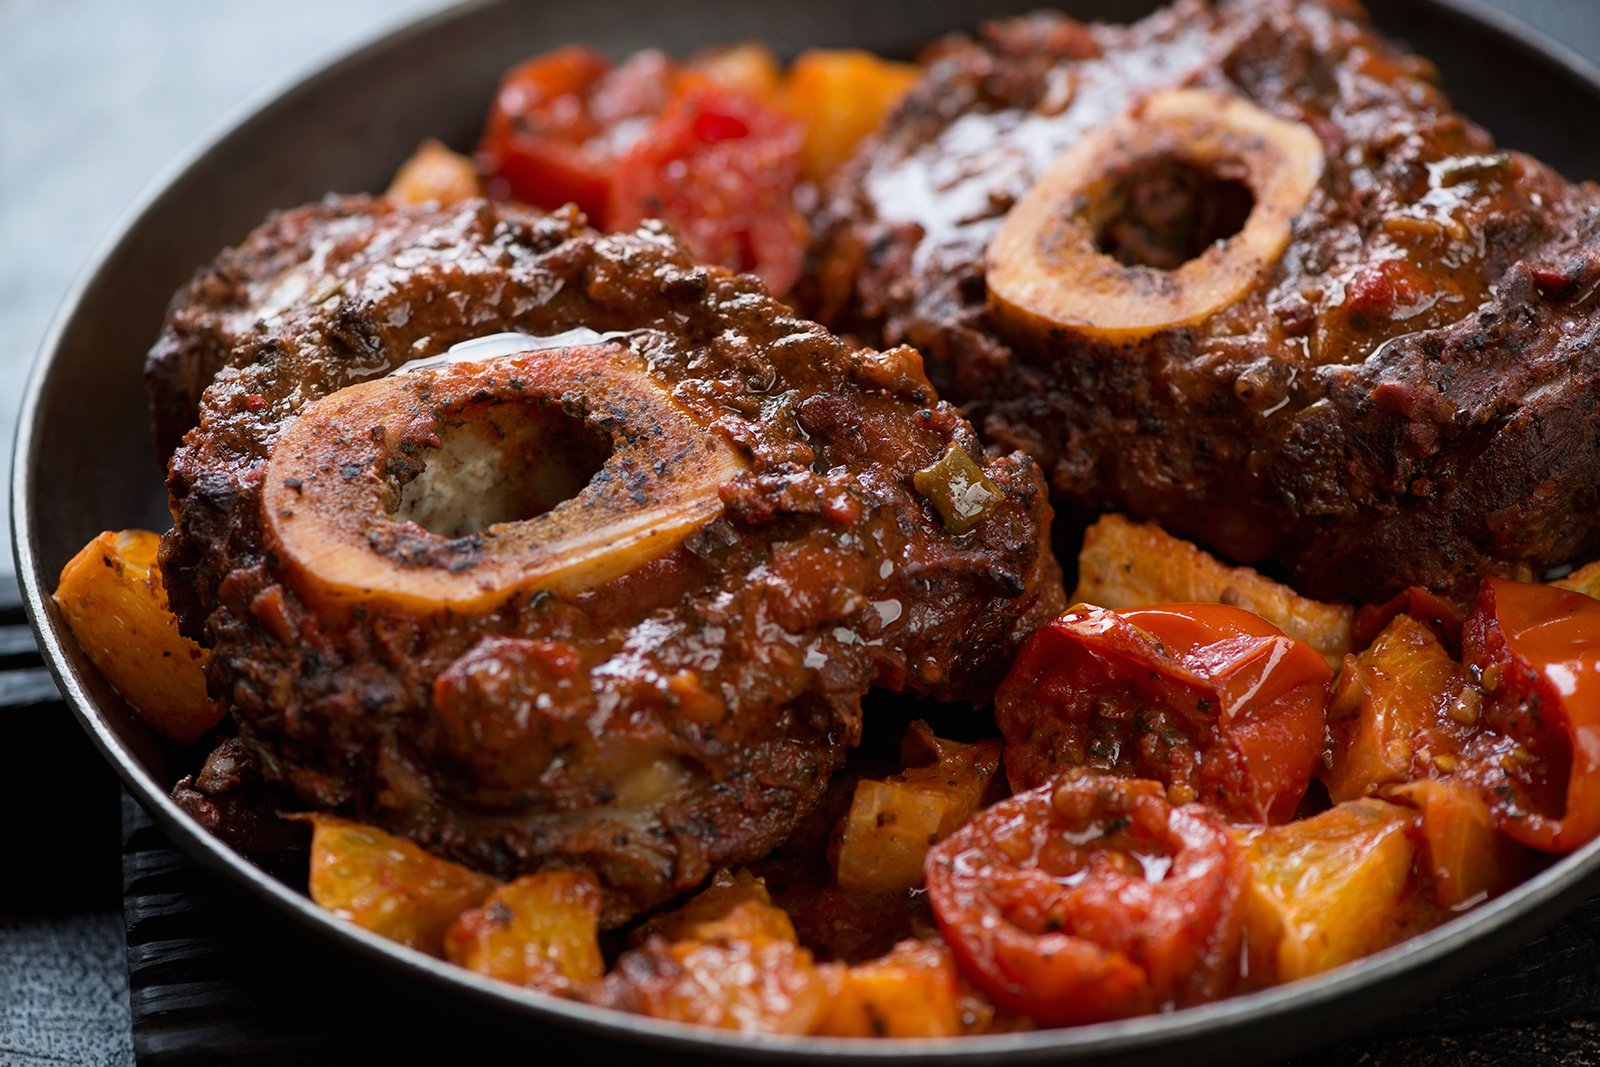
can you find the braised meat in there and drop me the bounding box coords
[811,0,1600,604]
[153,196,1062,923]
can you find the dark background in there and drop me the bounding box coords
[3,1,1600,1063]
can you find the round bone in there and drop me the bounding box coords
[261,342,746,614]
[986,88,1324,342]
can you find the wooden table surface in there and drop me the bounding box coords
[3,2,1600,1064]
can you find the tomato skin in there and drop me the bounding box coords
[481,48,806,293]
[610,79,807,295]
[924,772,1247,1025]
[1461,578,1600,852]
[479,46,615,221]
[996,603,1332,823]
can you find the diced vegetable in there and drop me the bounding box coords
[601,937,826,1033]
[814,939,966,1038]
[777,49,920,184]
[835,723,1002,892]
[634,868,796,945]
[913,444,1001,535]
[444,871,604,991]
[835,781,948,894]
[54,529,223,743]
[387,138,482,206]
[997,603,1331,823]
[1073,514,1353,669]
[306,814,497,956]
[688,42,782,103]
[1389,778,1531,909]
[1236,799,1418,984]
[1553,559,1600,601]
[1324,613,1473,803]
[1351,585,1464,653]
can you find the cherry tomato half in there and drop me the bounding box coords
[610,77,807,295]
[996,603,1332,823]
[1461,578,1600,852]
[924,772,1247,1025]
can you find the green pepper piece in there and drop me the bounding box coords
[914,443,1001,534]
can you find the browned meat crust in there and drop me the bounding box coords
[154,196,1062,922]
[810,0,1600,604]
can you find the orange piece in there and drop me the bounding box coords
[834,724,1002,892]
[1390,778,1531,910]
[634,868,796,946]
[54,529,222,743]
[814,939,967,1038]
[445,871,604,991]
[306,815,497,956]
[1236,799,1418,985]
[688,42,781,102]
[602,937,826,1034]
[778,49,919,184]
[386,138,482,206]
[1325,614,1473,803]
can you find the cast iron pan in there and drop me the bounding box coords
[15,0,1600,1062]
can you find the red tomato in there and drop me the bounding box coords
[609,78,807,295]
[996,603,1332,823]
[479,47,674,225]
[1461,578,1600,852]
[924,772,1247,1025]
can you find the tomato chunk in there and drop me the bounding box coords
[479,47,677,224]
[924,772,1247,1025]
[481,47,806,293]
[610,78,806,294]
[997,604,1331,822]
[1460,578,1600,852]
[1071,513,1354,670]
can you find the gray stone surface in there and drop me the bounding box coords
[0,913,131,1067]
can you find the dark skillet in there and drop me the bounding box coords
[14,0,1600,1062]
